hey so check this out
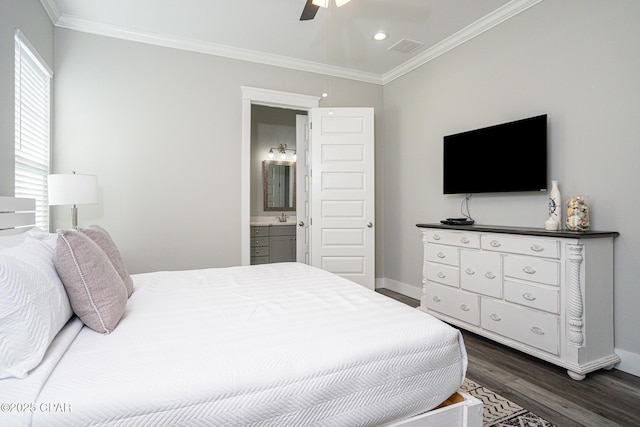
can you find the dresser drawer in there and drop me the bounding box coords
[426,262,459,288]
[427,229,480,249]
[426,244,459,266]
[504,255,559,286]
[481,299,559,355]
[481,235,559,259]
[504,280,559,314]
[251,237,269,248]
[251,247,269,257]
[460,250,501,298]
[424,283,479,326]
[251,226,269,237]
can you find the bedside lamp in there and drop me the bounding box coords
[48,172,98,229]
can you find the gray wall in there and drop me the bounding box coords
[383,0,640,366]
[52,29,384,275]
[0,0,53,196]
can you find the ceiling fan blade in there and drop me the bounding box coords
[300,0,320,21]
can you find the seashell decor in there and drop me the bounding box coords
[566,196,590,231]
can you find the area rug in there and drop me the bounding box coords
[461,378,556,426]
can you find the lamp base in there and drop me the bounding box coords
[71,205,78,229]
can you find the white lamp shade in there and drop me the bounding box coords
[48,174,98,206]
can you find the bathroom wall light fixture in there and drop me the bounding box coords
[268,144,296,161]
[312,0,351,8]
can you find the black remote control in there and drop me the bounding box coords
[441,218,475,225]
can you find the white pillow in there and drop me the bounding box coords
[27,227,58,249]
[0,237,73,379]
[0,227,55,249]
[0,232,28,249]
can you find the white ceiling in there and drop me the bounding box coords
[40,0,542,84]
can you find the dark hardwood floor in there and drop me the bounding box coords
[376,288,640,427]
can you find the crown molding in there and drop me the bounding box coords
[382,0,544,84]
[46,0,542,87]
[39,0,61,24]
[54,14,384,85]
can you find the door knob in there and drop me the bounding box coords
[298,221,304,226]
[367,222,373,228]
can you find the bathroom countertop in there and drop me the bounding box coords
[250,217,297,227]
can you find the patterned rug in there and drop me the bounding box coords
[461,379,556,426]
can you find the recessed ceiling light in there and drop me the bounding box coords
[373,31,388,41]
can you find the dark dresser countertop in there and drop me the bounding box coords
[416,223,619,239]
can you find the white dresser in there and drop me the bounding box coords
[417,224,619,380]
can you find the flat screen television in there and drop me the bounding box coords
[443,114,547,194]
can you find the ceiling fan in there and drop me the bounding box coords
[300,0,352,21]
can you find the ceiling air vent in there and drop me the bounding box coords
[388,38,424,54]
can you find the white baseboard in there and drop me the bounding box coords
[615,348,640,378]
[374,278,639,379]
[375,277,422,300]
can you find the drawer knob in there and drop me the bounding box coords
[523,266,536,274]
[531,244,544,252]
[255,250,260,254]
[433,234,441,240]
[530,326,545,335]
[490,240,501,248]
[432,296,441,303]
[522,292,537,301]
[484,272,496,279]
[465,268,475,275]
[489,313,502,322]
[460,237,470,244]
[460,304,470,312]
[437,252,446,259]
[437,272,446,279]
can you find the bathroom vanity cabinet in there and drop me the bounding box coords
[250,225,296,265]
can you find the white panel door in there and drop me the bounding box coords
[296,114,310,265]
[310,107,375,289]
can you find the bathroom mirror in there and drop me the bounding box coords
[263,160,296,211]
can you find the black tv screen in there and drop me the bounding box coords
[443,114,547,194]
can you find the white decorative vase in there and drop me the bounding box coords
[544,217,559,231]
[549,180,562,227]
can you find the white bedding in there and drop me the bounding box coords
[1,262,466,426]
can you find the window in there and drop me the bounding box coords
[14,30,52,230]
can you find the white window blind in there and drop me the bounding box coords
[14,30,53,230]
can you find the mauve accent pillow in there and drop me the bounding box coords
[80,225,134,297]
[54,230,128,334]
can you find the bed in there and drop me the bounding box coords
[0,196,481,426]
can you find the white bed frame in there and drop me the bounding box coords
[0,195,35,235]
[386,391,482,427]
[0,195,483,427]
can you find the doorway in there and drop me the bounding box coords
[241,88,376,290]
[241,87,319,266]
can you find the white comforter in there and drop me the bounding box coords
[1,263,467,426]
